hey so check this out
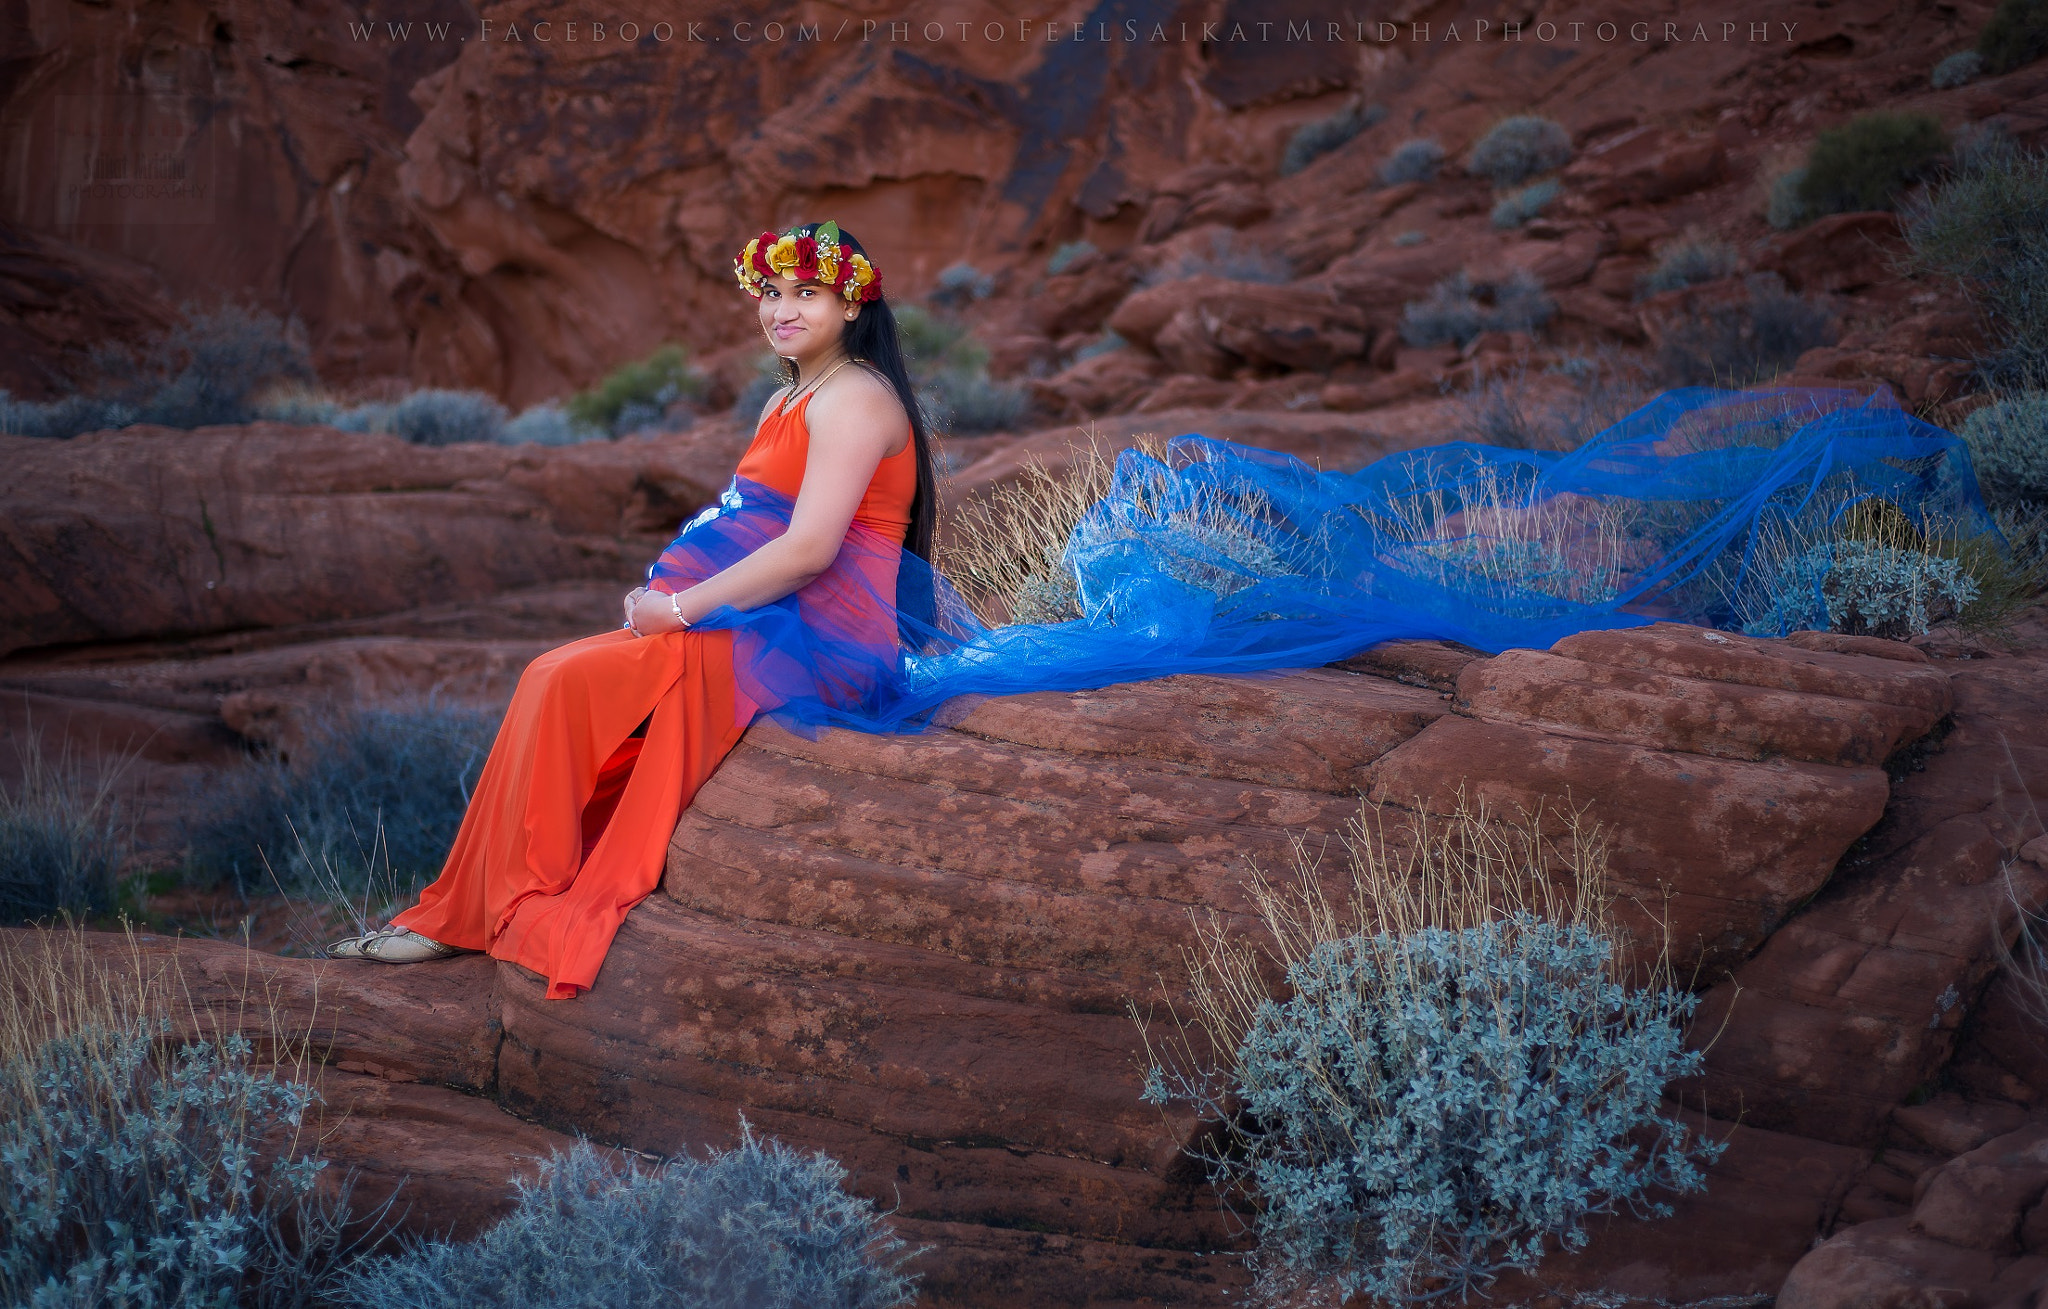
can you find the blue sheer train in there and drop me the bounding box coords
[647,385,2000,735]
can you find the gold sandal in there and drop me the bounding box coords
[326,925,474,964]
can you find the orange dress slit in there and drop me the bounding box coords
[393,386,916,999]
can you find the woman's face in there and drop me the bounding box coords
[759,271,855,367]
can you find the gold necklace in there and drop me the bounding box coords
[785,355,854,409]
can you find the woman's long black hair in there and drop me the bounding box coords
[767,222,938,564]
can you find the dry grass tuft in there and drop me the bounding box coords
[936,429,1167,624]
[1149,790,1626,1074]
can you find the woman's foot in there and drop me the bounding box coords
[326,925,477,964]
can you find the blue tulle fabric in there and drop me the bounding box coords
[647,385,1999,736]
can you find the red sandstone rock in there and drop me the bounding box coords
[1759,212,1907,294]
[1561,126,1726,210]
[0,422,742,658]
[1023,348,1169,419]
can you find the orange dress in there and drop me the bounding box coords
[393,385,917,999]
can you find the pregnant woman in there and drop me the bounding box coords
[327,221,936,1000]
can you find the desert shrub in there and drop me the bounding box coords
[1767,167,1812,230]
[1453,355,1652,452]
[1046,240,1098,275]
[0,1018,375,1308]
[920,368,1029,435]
[2000,499,2048,565]
[1654,272,1836,385]
[183,697,494,899]
[1933,49,1987,88]
[1137,797,1719,1307]
[252,385,343,426]
[1143,228,1293,285]
[500,403,605,446]
[1399,270,1556,348]
[335,1128,918,1309]
[331,401,393,434]
[930,262,996,309]
[937,439,1126,624]
[0,730,129,924]
[1073,331,1125,360]
[1745,538,1982,638]
[1392,229,1426,247]
[1636,236,1739,297]
[567,344,704,438]
[1491,178,1561,229]
[1378,138,1446,185]
[1466,115,1573,186]
[1904,137,2048,385]
[0,391,134,440]
[733,353,792,421]
[1796,111,1948,217]
[936,435,1268,624]
[1,303,313,438]
[1959,390,2048,507]
[1282,100,1387,176]
[1980,0,2048,73]
[383,388,509,445]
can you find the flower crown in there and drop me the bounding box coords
[733,220,883,304]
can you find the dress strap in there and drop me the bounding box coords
[775,357,856,417]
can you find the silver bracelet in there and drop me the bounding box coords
[668,593,690,631]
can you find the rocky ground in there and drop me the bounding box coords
[8,0,2048,1303]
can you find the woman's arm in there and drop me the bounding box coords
[628,374,907,634]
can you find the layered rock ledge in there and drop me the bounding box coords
[18,614,2043,1307]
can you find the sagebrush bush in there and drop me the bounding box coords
[1378,138,1446,185]
[252,385,343,426]
[1637,237,1739,297]
[1137,797,1719,1307]
[935,434,1301,624]
[0,1020,374,1308]
[1767,166,1812,230]
[1399,270,1556,348]
[1491,178,1561,229]
[1282,100,1386,176]
[1959,391,2048,506]
[0,303,313,438]
[1745,539,1983,639]
[1904,137,2048,385]
[1466,115,1573,186]
[1073,331,1125,360]
[386,388,509,445]
[733,355,791,421]
[888,306,1032,435]
[1046,240,1098,275]
[500,403,606,446]
[1796,111,1948,217]
[335,1128,919,1309]
[0,730,129,924]
[919,367,1029,435]
[1454,356,1652,453]
[1980,0,2048,73]
[1933,48,1987,88]
[1654,272,1835,385]
[930,262,996,308]
[1392,229,1426,247]
[1997,500,2048,572]
[184,698,495,898]
[567,344,704,438]
[1143,228,1293,285]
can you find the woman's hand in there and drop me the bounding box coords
[629,588,689,636]
[621,587,648,631]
